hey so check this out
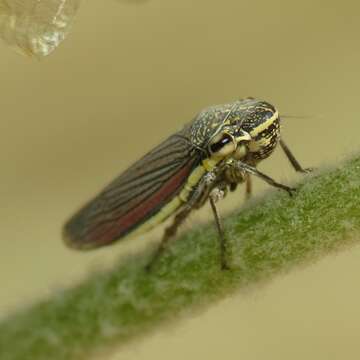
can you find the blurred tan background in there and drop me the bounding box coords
[1,0,360,359]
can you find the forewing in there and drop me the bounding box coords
[63,134,200,249]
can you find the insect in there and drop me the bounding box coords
[63,98,310,270]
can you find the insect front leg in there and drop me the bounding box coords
[230,160,296,196]
[145,171,219,272]
[225,163,252,200]
[280,139,312,173]
[228,172,252,201]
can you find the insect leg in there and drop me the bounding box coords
[245,173,252,200]
[209,189,229,270]
[145,171,219,271]
[232,161,296,196]
[145,206,192,272]
[280,139,312,173]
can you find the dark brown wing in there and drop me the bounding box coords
[63,134,200,249]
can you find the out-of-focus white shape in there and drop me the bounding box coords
[0,0,81,57]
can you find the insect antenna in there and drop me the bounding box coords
[281,114,320,120]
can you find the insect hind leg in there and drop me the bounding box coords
[145,170,219,272]
[145,206,192,272]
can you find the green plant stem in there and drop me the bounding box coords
[1,156,360,360]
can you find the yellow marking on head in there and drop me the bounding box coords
[235,130,251,143]
[234,144,248,160]
[248,137,272,152]
[249,111,279,137]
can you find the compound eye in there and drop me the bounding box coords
[209,133,234,154]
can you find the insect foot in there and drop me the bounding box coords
[286,186,297,197]
[302,167,315,174]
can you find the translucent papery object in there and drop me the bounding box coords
[0,0,81,57]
